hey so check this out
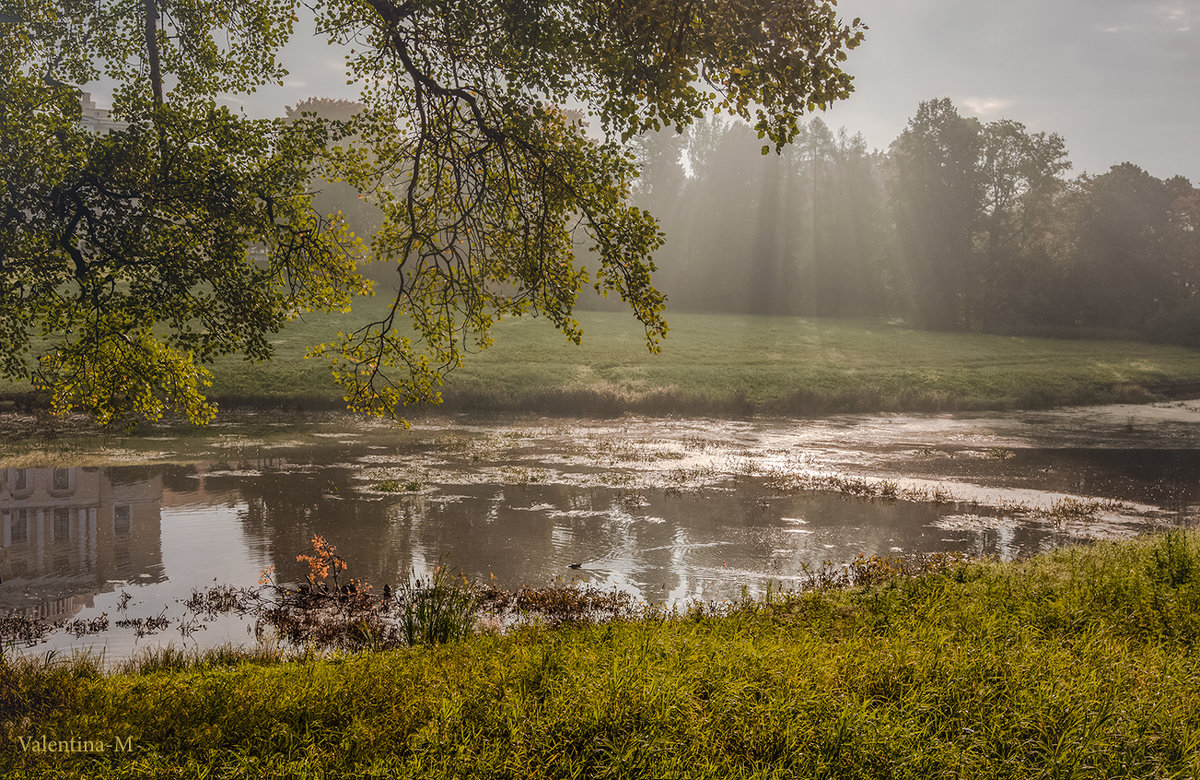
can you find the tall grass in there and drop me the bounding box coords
[396,566,476,646]
[4,531,1200,777]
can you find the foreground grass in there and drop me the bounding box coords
[5,532,1200,778]
[5,305,1200,415]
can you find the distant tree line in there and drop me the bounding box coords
[623,98,1200,346]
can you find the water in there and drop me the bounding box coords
[2,400,1198,659]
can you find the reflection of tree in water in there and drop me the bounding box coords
[1029,449,1200,509]
[230,472,613,590]
[160,464,202,496]
[233,466,399,585]
[194,436,1149,602]
[217,451,1040,601]
[905,447,1200,511]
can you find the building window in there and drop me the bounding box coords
[10,510,27,543]
[14,469,27,491]
[114,506,130,535]
[53,508,71,541]
[53,469,70,490]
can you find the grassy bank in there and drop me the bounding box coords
[4,305,1200,415]
[438,312,1200,414]
[4,532,1200,778]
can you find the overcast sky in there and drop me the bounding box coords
[202,0,1198,182]
[823,0,1199,180]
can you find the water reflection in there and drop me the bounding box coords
[0,467,164,620]
[1,407,1195,658]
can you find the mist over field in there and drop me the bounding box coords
[306,93,1198,352]
[620,102,1199,348]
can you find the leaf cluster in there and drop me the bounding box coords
[0,0,865,422]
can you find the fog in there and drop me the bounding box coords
[611,101,1199,347]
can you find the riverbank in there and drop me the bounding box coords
[4,309,1200,418]
[4,531,1200,778]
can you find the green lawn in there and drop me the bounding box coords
[5,302,1200,415]
[4,531,1200,778]
[440,310,1200,413]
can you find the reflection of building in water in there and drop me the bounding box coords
[0,468,163,620]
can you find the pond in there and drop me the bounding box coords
[2,400,1198,659]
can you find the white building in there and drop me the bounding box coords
[79,92,128,134]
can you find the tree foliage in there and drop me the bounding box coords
[629,97,1198,345]
[0,0,866,423]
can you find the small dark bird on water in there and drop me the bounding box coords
[383,584,392,600]
[567,563,582,570]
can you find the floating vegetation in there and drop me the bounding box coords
[256,584,394,651]
[498,465,549,484]
[1033,496,1131,521]
[3,538,644,656]
[748,551,971,595]
[664,462,720,486]
[185,585,259,617]
[578,437,687,465]
[599,471,635,486]
[373,479,423,493]
[844,550,968,588]
[765,467,1134,523]
[476,583,636,627]
[1,614,55,648]
[764,469,916,501]
[63,615,110,638]
[114,614,171,638]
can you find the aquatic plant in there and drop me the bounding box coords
[0,614,54,648]
[764,469,916,501]
[476,582,636,627]
[1033,496,1131,522]
[114,614,171,638]
[374,479,422,492]
[63,615,109,638]
[498,465,548,484]
[395,566,476,646]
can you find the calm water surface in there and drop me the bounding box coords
[2,400,1198,658]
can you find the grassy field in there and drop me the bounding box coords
[4,531,1200,778]
[5,301,1200,416]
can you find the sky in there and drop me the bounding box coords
[821,0,1199,180]
[153,0,1200,182]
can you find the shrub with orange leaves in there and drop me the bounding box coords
[297,535,348,587]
